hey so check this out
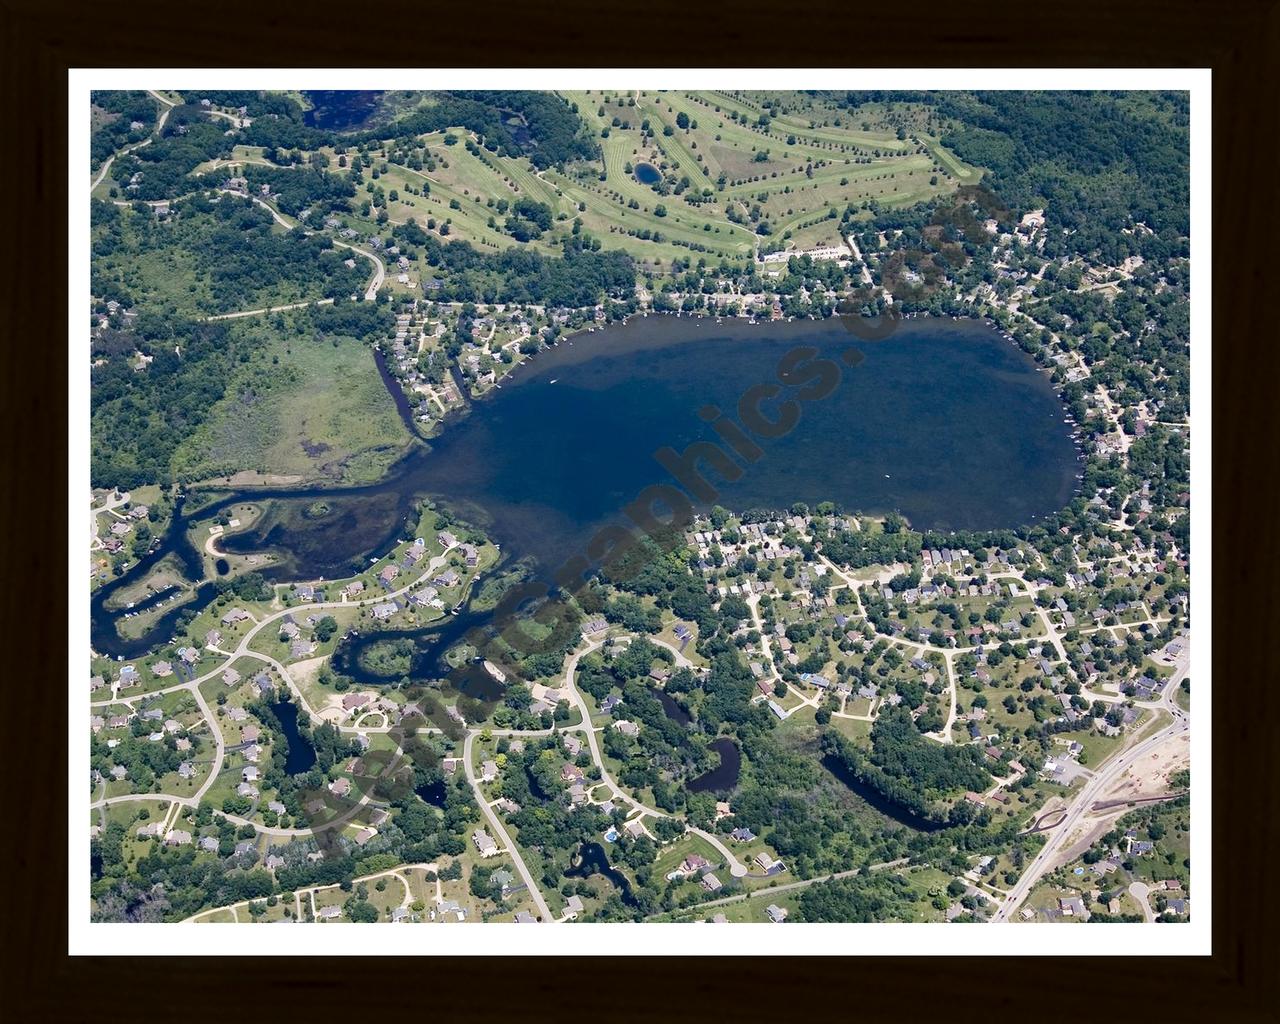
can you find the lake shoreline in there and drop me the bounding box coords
[92,312,1082,660]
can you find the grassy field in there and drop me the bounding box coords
[171,330,411,486]
[314,91,979,281]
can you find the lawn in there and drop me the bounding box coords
[652,832,724,880]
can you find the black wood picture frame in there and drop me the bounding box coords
[2,0,1274,1017]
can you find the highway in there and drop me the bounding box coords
[992,650,1190,922]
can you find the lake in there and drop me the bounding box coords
[411,314,1080,572]
[91,315,1079,660]
[633,162,661,185]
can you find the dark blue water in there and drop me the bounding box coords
[270,700,316,775]
[302,91,383,130]
[90,316,1078,661]
[687,737,741,794]
[653,687,692,727]
[566,842,638,907]
[634,162,661,185]
[820,754,945,832]
[415,778,448,808]
[414,315,1079,569]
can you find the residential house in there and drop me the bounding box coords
[1058,896,1087,918]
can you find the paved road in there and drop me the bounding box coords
[846,234,874,285]
[1128,880,1156,922]
[89,91,174,192]
[991,661,1189,923]
[559,638,750,877]
[204,297,334,321]
[205,190,385,310]
[91,547,461,814]
[463,731,553,922]
[686,857,910,913]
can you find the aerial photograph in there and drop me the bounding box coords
[84,83,1194,932]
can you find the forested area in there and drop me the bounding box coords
[242,165,356,217]
[794,871,921,922]
[92,707,480,922]
[90,91,160,168]
[91,195,367,315]
[224,90,599,171]
[819,722,987,828]
[419,235,636,307]
[448,90,600,167]
[936,91,1190,259]
[108,105,234,201]
[91,314,234,488]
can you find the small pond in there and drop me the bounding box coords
[566,842,638,907]
[687,737,741,794]
[270,700,317,775]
